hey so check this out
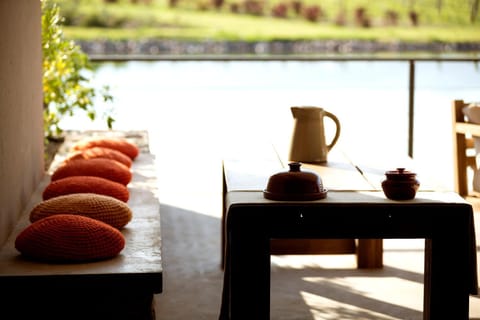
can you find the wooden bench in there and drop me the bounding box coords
[0,132,162,320]
[452,99,480,197]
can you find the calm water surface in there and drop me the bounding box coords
[61,60,480,189]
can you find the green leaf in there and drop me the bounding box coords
[42,0,114,141]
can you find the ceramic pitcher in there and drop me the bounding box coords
[288,106,341,163]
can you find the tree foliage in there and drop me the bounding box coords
[42,0,114,140]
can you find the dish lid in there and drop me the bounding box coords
[263,162,327,201]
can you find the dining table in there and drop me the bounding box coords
[218,144,478,320]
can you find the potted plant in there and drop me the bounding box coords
[41,0,114,144]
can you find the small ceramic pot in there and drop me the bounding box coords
[381,168,420,200]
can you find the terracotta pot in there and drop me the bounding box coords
[381,168,420,200]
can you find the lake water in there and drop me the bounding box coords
[60,59,480,190]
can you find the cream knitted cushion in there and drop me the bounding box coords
[51,158,132,186]
[15,214,125,263]
[43,176,130,203]
[30,193,132,229]
[64,147,133,168]
[73,137,139,160]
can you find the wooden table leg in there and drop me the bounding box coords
[357,239,383,268]
[222,207,271,320]
[423,223,471,319]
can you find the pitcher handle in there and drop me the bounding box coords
[324,111,341,151]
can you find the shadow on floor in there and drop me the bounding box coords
[154,203,453,320]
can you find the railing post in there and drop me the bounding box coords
[408,59,415,158]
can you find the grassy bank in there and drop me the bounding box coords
[55,0,480,43]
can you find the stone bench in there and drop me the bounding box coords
[0,131,162,320]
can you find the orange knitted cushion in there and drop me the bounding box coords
[15,214,125,263]
[51,158,132,186]
[73,137,139,160]
[43,176,129,203]
[30,193,132,229]
[64,147,132,168]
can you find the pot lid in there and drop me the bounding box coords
[263,162,327,201]
[384,168,417,180]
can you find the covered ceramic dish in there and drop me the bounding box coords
[381,168,420,200]
[263,162,327,200]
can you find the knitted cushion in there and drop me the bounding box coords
[43,176,129,203]
[73,137,139,160]
[15,214,125,263]
[51,158,132,186]
[30,193,132,229]
[64,147,132,168]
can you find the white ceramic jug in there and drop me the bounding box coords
[288,106,341,163]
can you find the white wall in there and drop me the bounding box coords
[0,0,44,245]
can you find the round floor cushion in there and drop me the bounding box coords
[64,147,133,168]
[15,214,125,263]
[30,193,132,229]
[43,176,130,202]
[72,137,139,160]
[51,158,132,186]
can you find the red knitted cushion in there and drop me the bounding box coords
[51,158,132,186]
[64,147,132,168]
[30,193,132,229]
[43,176,129,203]
[73,137,139,160]
[15,214,125,263]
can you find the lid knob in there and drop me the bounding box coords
[288,162,301,172]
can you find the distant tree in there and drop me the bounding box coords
[384,10,399,26]
[290,0,302,15]
[335,0,347,26]
[472,0,479,23]
[409,10,419,26]
[302,5,322,22]
[436,0,442,12]
[272,3,289,18]
[212,0,224,10]
[42,0,114,140]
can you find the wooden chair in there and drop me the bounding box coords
[452,99,479,196]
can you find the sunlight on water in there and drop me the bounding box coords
[60,60,480,191]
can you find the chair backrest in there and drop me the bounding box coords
[452,99,478,196]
